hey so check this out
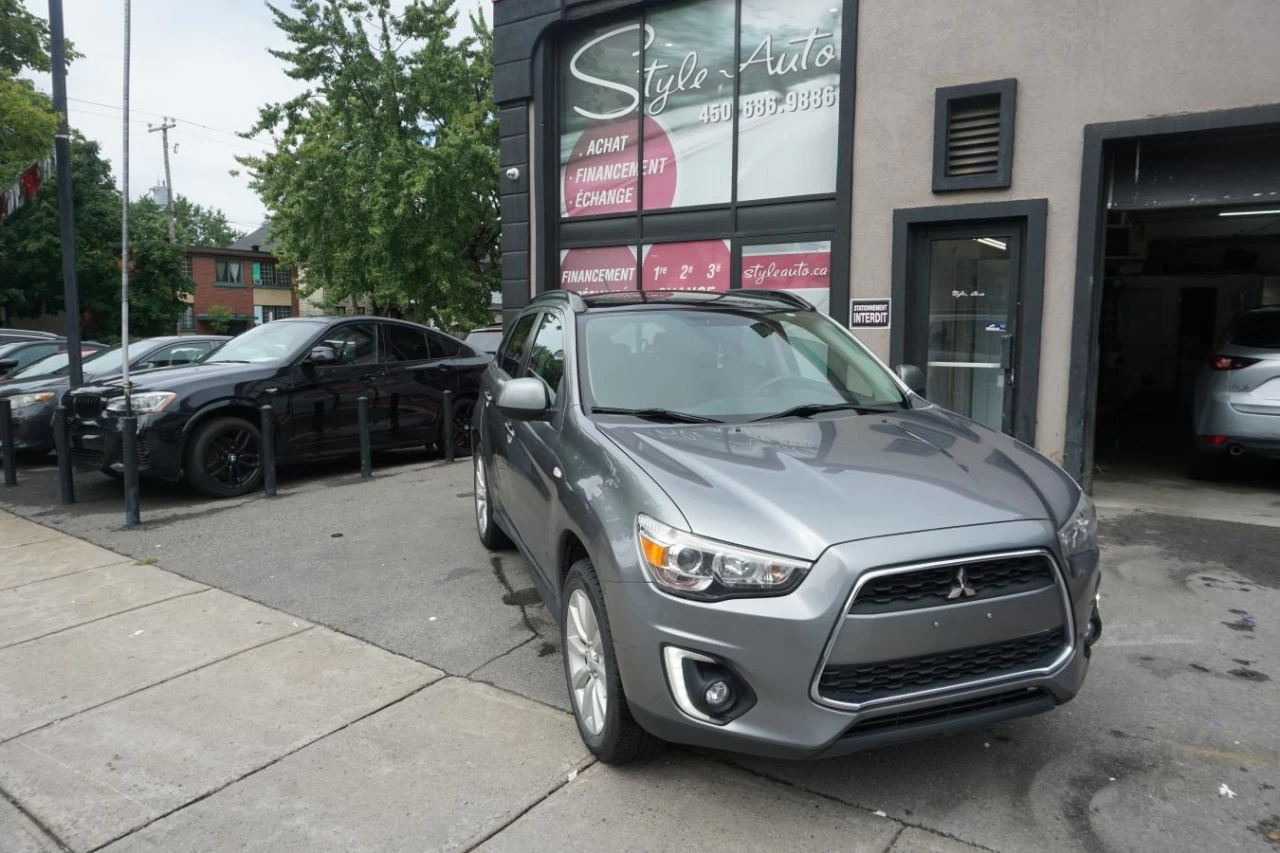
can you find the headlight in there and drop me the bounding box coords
[637,514,811,600]
[1057,492,1098,557]
[7,391,55,409]
[105,392,177,415]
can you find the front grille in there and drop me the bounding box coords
[72,394,105,420]
[69,447,105,469]
[818,628,1065,703]
[850,554,1056,614]
[842,688,1051,739]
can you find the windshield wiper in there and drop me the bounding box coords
[205,359,249,364]
[591,406,723,424]
[753,402,879,422]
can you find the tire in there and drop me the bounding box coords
[473,451,510,550]
[1188,450,1223,481]
[184,416,263,498]
[561,558,663,765]
[435,398,474,458]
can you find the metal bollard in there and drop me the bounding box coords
[358,395,372,479]
[54,404,75,504]
[260,404,277,497]
[0,398,15,487]
[121,415,140,528]
[442,390,455,464]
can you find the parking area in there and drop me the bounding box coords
[1,456,1278,852]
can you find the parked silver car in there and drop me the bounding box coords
[473,290,1102,763]
[1193,306,1280,471]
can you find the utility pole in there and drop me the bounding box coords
[147,118,177,243]
[121,0,140,528]
[47,0,83,388]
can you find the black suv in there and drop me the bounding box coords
[66,317,487,497]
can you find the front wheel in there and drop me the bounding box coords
[474,452,510,550]
[561,558,662,764]
[184,417,263,498]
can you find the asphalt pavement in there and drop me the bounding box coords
[1,452,1277,852]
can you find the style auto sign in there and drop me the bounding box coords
[561,2,843,216]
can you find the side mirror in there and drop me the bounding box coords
[895,364,927,396]
[306,345,338,365]
[0,359,18,375]
[496,377,552,422]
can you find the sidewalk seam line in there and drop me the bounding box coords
[0,560,137,593]
[0,587,211,652]
[0,625,314,747]
[456,754,599,853]
[711,753,1001,853]
[0,782,74,853]
[83,675,447,853]
[465,635,537,678]
[0,535,62,552]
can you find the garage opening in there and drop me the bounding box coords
[1093,199,1280,484]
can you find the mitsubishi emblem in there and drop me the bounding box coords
[947,567,976,600]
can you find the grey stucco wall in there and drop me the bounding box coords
[849,0,1280,464]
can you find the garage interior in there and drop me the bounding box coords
[1091,128,1280,487]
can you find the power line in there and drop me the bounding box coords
[71,106,268,152]
[67,97,267,142]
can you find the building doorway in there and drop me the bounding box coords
[1092,204,1280,486]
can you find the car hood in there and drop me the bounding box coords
[95,361,281,392]
[0,375,70,395]
[597,406,1080,561]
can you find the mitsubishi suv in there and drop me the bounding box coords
[473,289,1102,763]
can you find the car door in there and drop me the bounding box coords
[285,322,383,455]
[484,311,539,526]
[502,309,568,574]
[378,322,440,445]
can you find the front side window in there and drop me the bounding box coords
[527,312,567,403]
[499,312,538,375]
[215,260,243,285]
[316,324,379,366]
[143,343,213,367]
[579,307,903,419]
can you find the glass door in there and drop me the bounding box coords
[910,225,1023,434]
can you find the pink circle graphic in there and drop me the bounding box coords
[559,246,638,295]
[564,116,676,217]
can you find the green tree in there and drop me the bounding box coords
[0,0,80,184]
[239,0,498,329]
[0,136,187,337]
[132,193,246,248]
[203,304,234,334]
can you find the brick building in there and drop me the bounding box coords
[180,224,299,335]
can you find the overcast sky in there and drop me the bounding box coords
[26,0,489,233]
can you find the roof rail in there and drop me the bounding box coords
[533,289,588,313]
[722,290,815,311]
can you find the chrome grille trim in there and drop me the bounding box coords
[809,548,1076,713]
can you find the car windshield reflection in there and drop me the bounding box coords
[204,321,324,363]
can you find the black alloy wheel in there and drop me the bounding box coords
[185,416,263,498]
[436,399,474,458]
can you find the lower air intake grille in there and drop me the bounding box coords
[819,628,1065,703]
[842,688,1051,739]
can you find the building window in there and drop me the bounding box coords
[180,256,192,279]
[215,259,243,285]
[256,305,293,324]
[553,0,846,311]
[932,79,1017,192]
[255,261,277,287]
[332,305,347,315]
[178,305,195,331]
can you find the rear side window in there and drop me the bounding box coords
[1229,312,1280,349]
[431,332,463,358]
[499,313,538,375]
[527,312,566,403]
[385,325,434,361]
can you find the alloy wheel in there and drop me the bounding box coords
[452,404,474,456]
[474,455,488,534]
[565,588,608,736]
[204,427,261,491]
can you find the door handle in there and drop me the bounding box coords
[1001,335,1015,387]
[360,372,381,381]
[484,391,493,403]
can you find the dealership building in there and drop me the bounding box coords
[492,0,1280,487]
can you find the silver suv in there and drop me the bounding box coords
[1192,305,1280,472]
[473,290,1102,763]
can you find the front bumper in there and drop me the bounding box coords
[68,413,183,479]
[0,400,56,452]
[606,519,1099,759]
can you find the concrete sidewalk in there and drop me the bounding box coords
[0,511,969,853]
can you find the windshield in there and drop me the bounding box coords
[11,345,120,380]
[465,329,503,354]
[205,321,323,363]
[1228,311,1280,349]
[579,308,906,421]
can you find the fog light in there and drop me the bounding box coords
[661,646,756,725]
[705,680,731,708]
